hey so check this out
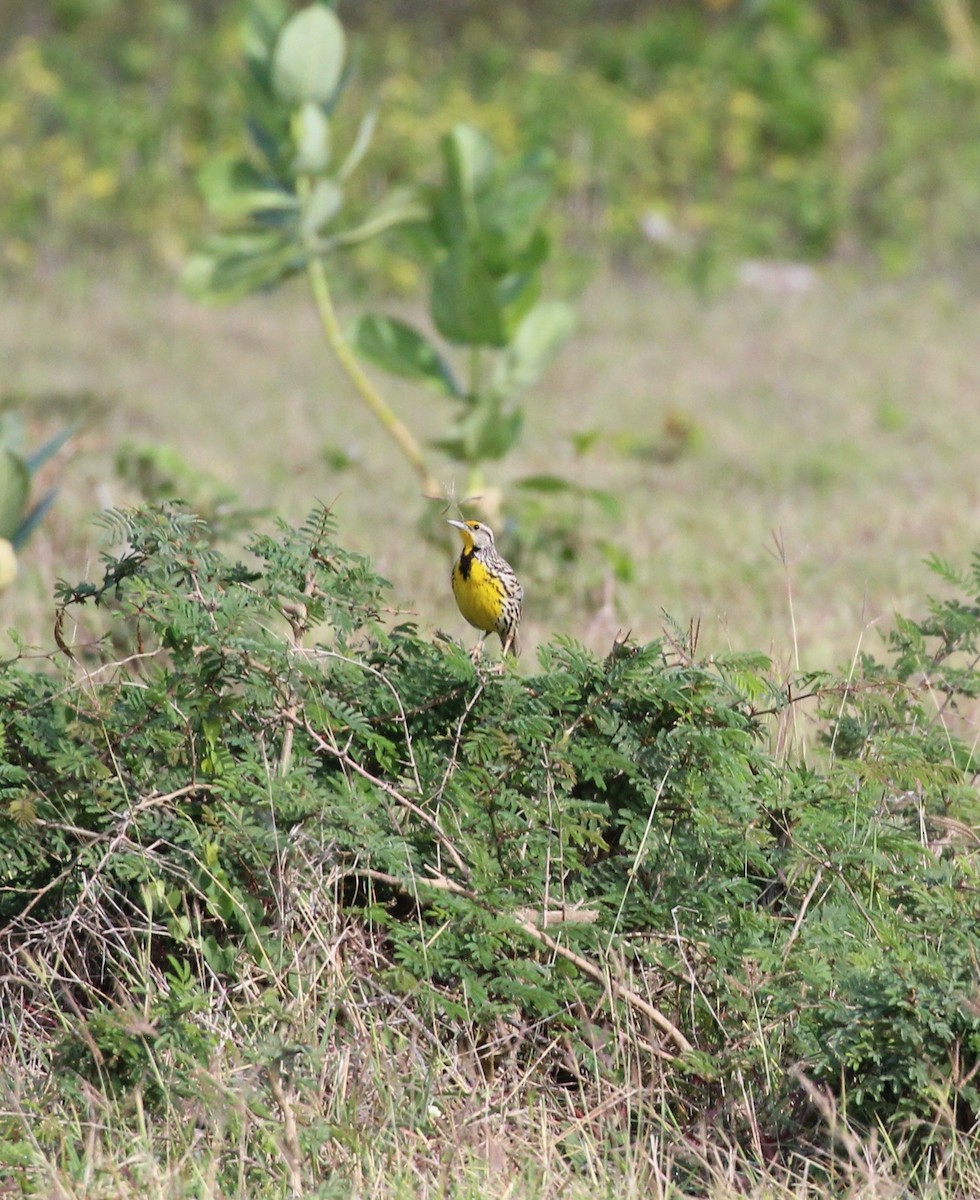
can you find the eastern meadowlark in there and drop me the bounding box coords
[448,519,523,657]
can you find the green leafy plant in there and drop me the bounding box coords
[183,0,437,494]
[0,414,71,550]
[787,550,980,1133]
[184,4,578,521]
[349,125,576,505]
[4,505,980,1167]
[0,413,73,591]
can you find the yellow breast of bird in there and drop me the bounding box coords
[452,555,505,633]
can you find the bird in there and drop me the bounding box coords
[447,518,523,657]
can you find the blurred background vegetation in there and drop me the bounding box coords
[2,0,979,280]
[2,0,980,670]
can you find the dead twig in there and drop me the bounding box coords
[298,715,470,879]
[357,866,693,1059]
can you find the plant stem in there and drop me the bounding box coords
[305,252,440,498]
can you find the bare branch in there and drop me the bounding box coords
[355,866,693,1058]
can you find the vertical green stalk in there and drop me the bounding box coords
[305,252,440,499]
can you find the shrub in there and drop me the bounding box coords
[2,505,980,1165]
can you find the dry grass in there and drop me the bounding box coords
[4,262,980,677]
[4,832,978,1199]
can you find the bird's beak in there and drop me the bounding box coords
[446,519,467,531]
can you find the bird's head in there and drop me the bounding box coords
[447,519,496,554]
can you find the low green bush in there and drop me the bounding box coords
[3,504,980,1164]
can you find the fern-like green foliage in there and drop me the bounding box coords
[3,505,980,1151]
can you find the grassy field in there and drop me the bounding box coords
[5,258,980,1195]
[5,260,980,679]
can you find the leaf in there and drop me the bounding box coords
[24,426,75,476]
[241,0,287,70]
[499,226,551,276]
[187,230,288,259]
[181,234,301,304]
[6,793,36,827]
[597,539,634,583]
[515,473,619,517]
[245,116,283,171]
[514,473,577,494]
[478,155,555,269]
[571,428,603,456]
[329,186,427,248]
[431,244,507,347]
[924,552,969,591]
[0,449,29,541]
[12,487,58,551]
[494,269,541,335]
[431,124,496,249]
[349,315,462,397]
[337,108,378,182]
[433,395,522,463]
[301,178,343,236]
[272,4,346,105]
[431,131,554,274]
[492,300,575,399]
[198,156,297,222]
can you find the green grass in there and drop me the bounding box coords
[5,262,979,679]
